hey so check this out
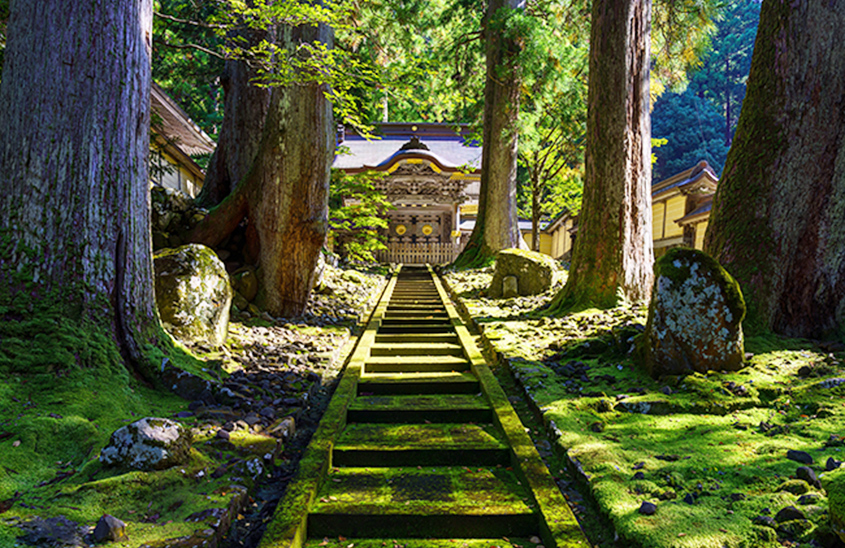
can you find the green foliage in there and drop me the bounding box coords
[329,169,392,263]
[515,1,587,231]
[153,0,226,138]
[336,0,485,125]
[687,1,761,145]
[652,89,730,181]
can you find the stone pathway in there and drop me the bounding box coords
[259,266,589,548]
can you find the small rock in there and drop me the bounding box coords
[659,386,672,396]
[752,515,777,528]
[787,450,813,465]
[633,472,645,480]
[638,501,657,515]
[775,506,806,523]
[777,479,810,495]
[797,494,821,505]
[827,456,842,471]
[216,429,230,441]
[795,466,820,488]
[529,536,542,544]
[259,406,277,420]
[93,515,127,543]
[683,493,695,505]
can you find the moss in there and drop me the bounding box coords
[445,266,845,548]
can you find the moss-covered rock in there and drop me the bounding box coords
[99,417,192,471]
[488,248,560,298]
[823,468,845,543]
[154,244,233,347]
[232,266,259,302]
[643,248,746,376]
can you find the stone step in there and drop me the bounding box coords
[374,332,459,344]
[347,394,491,423]
[378,323,454,334]
[332,423,509,467]
[369,342,464,357]
[387,304,443,311]
[380,316,451,325]
[359,371,478,393]
[308,466,536,538]
[364,355,470,374]
[383,310,449,320]
[303,538,540,548]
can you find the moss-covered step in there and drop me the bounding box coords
[346,394,492,423]
[358,371,480,395]
[377,323,455,334]
[332,423,510,466]
[369,342,464,357]
[383,312,451,322]
[374,332,459,344]
[307,467,537,538]
[303,537,540,548]
[364,355,470,374]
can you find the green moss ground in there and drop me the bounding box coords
[444,268,845,548]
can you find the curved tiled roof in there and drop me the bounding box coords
[334,123,482,173]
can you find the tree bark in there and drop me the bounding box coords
[195,28,271,208]
[704,1,845,339]
[188,23,333,318]
[452,0,526,269]
[549,0,653,311]
[0,0,160,377]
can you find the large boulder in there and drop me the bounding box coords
[100,417,192,471]
[154,244,233,347]
[643,248,746,376]
[488,249,559,298]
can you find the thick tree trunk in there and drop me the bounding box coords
[189,24,333,318]
[0,0,160,377]
[704,1,845,339]
[195,31,271,208]
[452,0,526,269]
[549,0,653,311]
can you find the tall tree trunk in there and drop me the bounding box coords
[549,0,653,312]
[531,170,541,251]
[452,0,526,269]
[704,1,845,339]
[195,28,271,208]
[188,23,333,318]
[0,0,161,378]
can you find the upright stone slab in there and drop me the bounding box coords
[643,248,746,376]
[154,244,233,347]
[488,249,559,298]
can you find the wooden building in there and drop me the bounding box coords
[651,160,718,255]
[334,123,482,264]
[150,83,215,198]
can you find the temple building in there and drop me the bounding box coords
[334,123,719,265]
[150,83,216,198]
[334,123,482,264]
[651,160,719,255]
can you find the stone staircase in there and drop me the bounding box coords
[260,266,588,548]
